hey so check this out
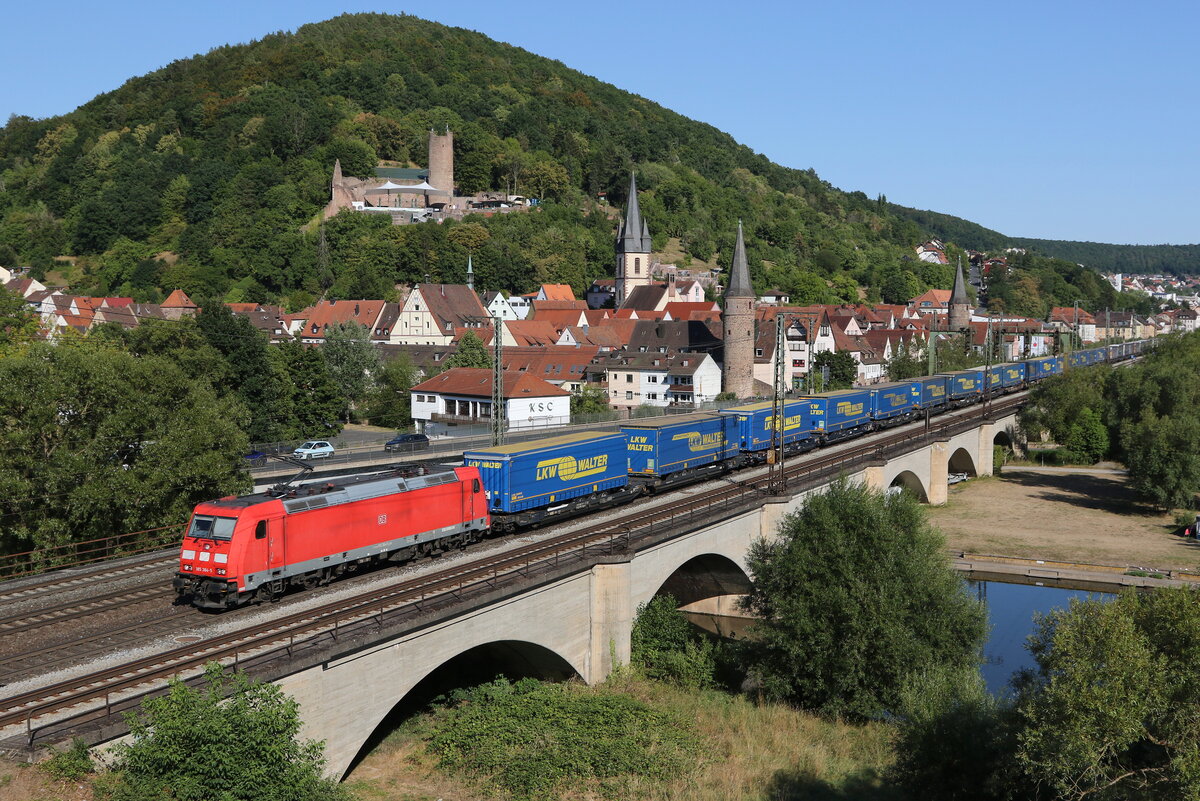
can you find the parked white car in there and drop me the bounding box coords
[293,441,335,460]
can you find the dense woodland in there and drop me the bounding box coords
[0,13,1161,316]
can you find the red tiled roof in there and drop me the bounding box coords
[299,299,386,337]
[162,289,197,309]
[530,308,586,332]
[539,283,577,302]
[504,320,560,346]
[410,367,570,398]
[663,302,719,320]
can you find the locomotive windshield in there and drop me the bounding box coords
[187,515,237,541]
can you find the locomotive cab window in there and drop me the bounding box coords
[255,520,267,539]
[187,515,237,541]
[473,478,481,493]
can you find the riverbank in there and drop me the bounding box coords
[928,466,1200,571]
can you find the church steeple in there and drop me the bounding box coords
[948,255,970,331]
[617,172,651,255]
[725,220,753,298]
[615,171,653,308]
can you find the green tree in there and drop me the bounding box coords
[886,341,926,381]
[366,355,417,429]
[0,341,247,556]
[196,302,296,442]
[1015,589,1200,801]
[740,478,986,719]
[104,663,347,801]
[890,665,1019,801]
[0,285,39,351]
[444,330,491,370]
[570,385,612,419]
[630,594,716,689]
[321,321,380,423]
[1120,412,1200,509]
[275,341,345,437]
[1064,406,1109,463]
[812,349,858,390]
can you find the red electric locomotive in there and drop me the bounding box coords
[173,465,489,609]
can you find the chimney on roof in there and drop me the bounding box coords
[354,303,360,316]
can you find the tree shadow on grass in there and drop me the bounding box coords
[999,470,1158,516]
[764,767,902,801]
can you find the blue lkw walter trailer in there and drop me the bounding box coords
[912,375,950,410]
[463,431,628,514]
[622,412,740,481]
[938,369,984,403]
[1024,355,1064,382]
[718,399,813,455]
[986,363,1024,392]
[868,381,920,423]
[800,388,873,440]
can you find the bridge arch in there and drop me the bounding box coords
[344,639,581,778]
[889,470,929,502]
[948,446,978,477]
[633,552,752,612]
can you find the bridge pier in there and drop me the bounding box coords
[589,561,632,680]
[928,439,950,505]
[977,421,996,477]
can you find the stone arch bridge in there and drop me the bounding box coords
[270,407,1019,777]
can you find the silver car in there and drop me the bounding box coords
[293,440,335,460]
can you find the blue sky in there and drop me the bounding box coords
[2,0,1196,245]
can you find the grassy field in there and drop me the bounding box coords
[344,676,899,801]
[929,466,1200,570]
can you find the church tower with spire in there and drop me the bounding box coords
[948,257,970,331]
[615,172,653,307]
[722,221,756,399]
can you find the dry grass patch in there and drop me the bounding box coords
[345,676,898,801]
[930,468,1200,570]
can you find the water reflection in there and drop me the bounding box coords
[971,580,1113,696]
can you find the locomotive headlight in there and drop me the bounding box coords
[183,563,193,571]
[216,568,226,576]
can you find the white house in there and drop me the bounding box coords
[409,367,571,432]
[600,351,721,409]
[483,291,520,321]
[395,284,490,346]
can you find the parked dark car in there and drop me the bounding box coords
[244,450,268,468]
[384,433,431,453]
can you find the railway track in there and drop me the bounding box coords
[0,581,175,637]
[0,552,176,608]
[0,397,1022,746]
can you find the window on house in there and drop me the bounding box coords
[626,391,633,400]
[626,374,633,382]
[647,393,657,400]
[755,348,764,357]
[634,258,641,275]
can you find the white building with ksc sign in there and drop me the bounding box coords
[409,367,571,432]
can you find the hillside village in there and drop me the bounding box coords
[2,175,1193,436]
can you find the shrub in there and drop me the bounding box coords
[41,737,94,782]
[427,677,699,800]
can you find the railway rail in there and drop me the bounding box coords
[0,396,1022,750]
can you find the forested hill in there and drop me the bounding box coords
[888,205,1200,276]
[1007,239,1200,275]
[0,12,1166,313]
[0,12,951,307]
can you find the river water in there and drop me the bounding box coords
[971,579,1113,696]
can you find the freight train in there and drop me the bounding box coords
[174,341,1150,609]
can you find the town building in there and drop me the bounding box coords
[409,367,571,432]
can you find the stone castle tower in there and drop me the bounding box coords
[615,172,653,308]
[722,221,756,399]
[948,257,970,331]
[428,128,454,196]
